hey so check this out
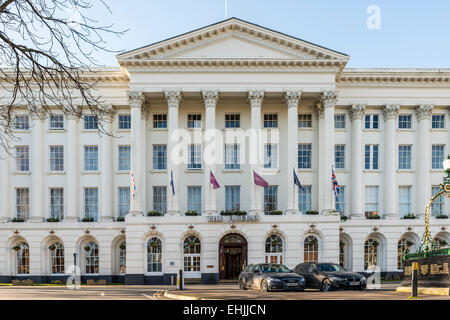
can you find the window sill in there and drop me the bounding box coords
[261,169,280,174]
[298,168,313,172]
[116,129,131,133]
[334,129,348,132]
[397,170,414,173]
[362,129,380,132]
[363,170,381,173]
[396,129,414,132]
[47,129,66,134]
[116,171,130,175]
[150,170,167,173]
[430,169,445,173]
[12,130,30,134]
[262,127,279,131]
[47,171,65,175]
[81,171,100,175]
[13,171,31,175]
[429,129,447,132]
[185,169,203,173]
[223,169,243,173]
[335,169,347,173]
[223,128,241,131]
[298,127,314,131]
[145,272,163,276]
[151,128,168,131]
[80,129,98,133]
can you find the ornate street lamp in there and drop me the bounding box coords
[420,155,450,252]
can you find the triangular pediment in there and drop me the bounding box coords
[117,18,349,67]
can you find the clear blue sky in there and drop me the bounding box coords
[95,0,450,68]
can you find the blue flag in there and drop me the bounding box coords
[293,168,304,191]
[170,170,175,196]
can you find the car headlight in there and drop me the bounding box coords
[329,276,342,282]
[267,277,282,283]
[299,277,305,283]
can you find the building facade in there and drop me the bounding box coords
[0,18,449,284]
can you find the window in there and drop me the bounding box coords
[304,235,319,263]
[432,145,445,169]
[265,235,283,264]
[334,114,346,129]
[15,115,29,130]
[50,188,64,219]
[84,188,98,221]
[118,187,130,218]
[225,114,240,128]
[50,242,64,274]
[16,242,29,274]
[153,114,167,128]
[364,145,379,170]
[187,186,202,213]
[432,115,445,129]
[364,239,378,270]
[119,241,126,274]
[335,186,345,215]
[153,187,167,214]
[118,115,131,129]
[365,186,379,217]
[298,114,312,128]
[398,186,412,216]
[183,236,201,272]
[334,145,345,169]
[431,186,444,216]
[147,237,162,272]
[264,114,277,128]
[364,114,379,129]
[264,186,278,214]
[339,241,345,267]
[298,185,312,213]
[49,115,64,130]
[224,144,240,170]
[225,186,240,211]
[84,146,98,171]
[398,145,412,170]
[398,115,412,129]
[16,146,29,171]
[187,144,202,170]
[50,146,64,171]
[84,115,98,130]
[397,239,413,270]
[16,188,30,220]
[298,144,312,169]
[187,114,201,128]
[118,146,130,171]
[152,145,167,170]
[264,144,278,169]
[84,241,99,274]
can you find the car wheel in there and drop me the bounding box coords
[260,280,269,292]
[239,279,247,290]
[321,279,332,292]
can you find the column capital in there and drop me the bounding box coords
[201,89,219,108]
[247,90,264,108]
[349,104,366,120]
[320,90,338,109]
[164,89,182,108]
[383,104,400,120]
[28,106,46,121]
[64,106,82,121]
[416,104,433,121]
[127,90,145,109]
[283,90,302,108]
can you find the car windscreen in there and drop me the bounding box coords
[317,264,346,272]
[260,264,290,273]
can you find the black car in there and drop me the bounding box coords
[293,262,366,291]
[239,263,306,292]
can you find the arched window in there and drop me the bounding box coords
[13,242,29,274]
[119,241,126,274]
[397,239,414,269]
[147,237,162,273]
[183,236,201,272]
[49,242,64,274]
[304,235,319,262]
[364,239,379,270]
[432,236,448,250]
[265,235,283,264]
[84,241,99,274]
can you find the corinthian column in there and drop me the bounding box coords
[30,112,45,222]
[284,91,302,214]
[349,104,366,219]
[383,104,400,219]
[165,90,182,216]
[128,91,145,216]
[318,91,337,214]
[248,90,264,215]
[100,106,116,221]
[416,104,433,219]
[65,112,80,221]
[202,90,219,215]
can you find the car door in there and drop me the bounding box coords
[307,263,321,288]
[244,264,254,288]
[252,264,262,288]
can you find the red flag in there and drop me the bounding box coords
[210,171,220,189]
[253,170,268,188]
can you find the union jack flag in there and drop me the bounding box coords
[131,173,136,199]
[331,166,340,197]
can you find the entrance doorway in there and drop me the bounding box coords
[219,233,247,280]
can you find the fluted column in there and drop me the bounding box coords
[318,91,337,214]
[349,104,366,219]
[0,147,9,222]
[202,90,219,215]
[284,91,302,214]
[128,91,145,216]
[165,90,182,216]
[383,104,399,219]
[100,107,116,221]
[416,104,433,219]
[248,90,264,215]
[140,104,148,215]
[65,114,80,221]
[30,113,45,222]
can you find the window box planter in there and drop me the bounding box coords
[46,217,60,222]
[220,210,247,216]
[147,211,163,217]
[436,215,449,219]
[265,210,283,215]
[366,215,381,220]
[185,211,199,216]
[402,213,416,220]
[305,210,319,215]
[12,217,25,222]
[116,216,125,222]
[81,217,95,222]
[340,215,349,221]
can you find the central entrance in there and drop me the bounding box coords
[219,233,248,280]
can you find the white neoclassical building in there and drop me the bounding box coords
[0,18,449,284]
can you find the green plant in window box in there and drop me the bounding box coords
[436,214,449,219]
[341,215,348,221]
[116,216,125,222]
[81,217,94,222]
[48,244,56,251]
[220,210,247,216]
[266,210,282,215]
[185,210,199,216]
[305,210,319,215]
[12,217,25,222]
[366,212,381,219]
[46,217,60,222]
[402,213,416,220]
[147,211,163,217]
[119,242,126,250]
